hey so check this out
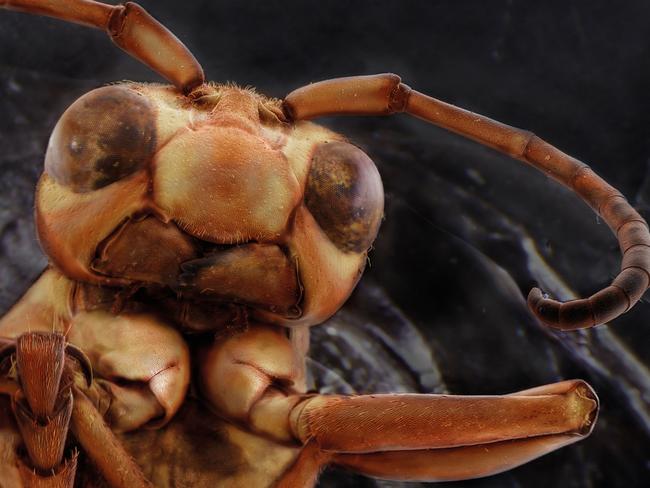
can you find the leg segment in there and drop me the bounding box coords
[289,379,597,453]
[8,333,78,487]
[333,434,580,482]
[1,0,204,93]
[283,74,650,330]
[274,441,331,488]
[286,380,597,483]
[199,323,308,443]
[273,380,597,485]
[70,386,151,488]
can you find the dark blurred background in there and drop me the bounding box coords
[1,1,650,487]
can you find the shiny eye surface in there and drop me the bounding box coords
[304,141,384,253]
[45,85,156,192]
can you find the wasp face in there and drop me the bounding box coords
[37,83,384,328]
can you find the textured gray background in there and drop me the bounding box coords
[1,1,650,487]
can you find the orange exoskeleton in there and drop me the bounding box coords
[0,1,647,487]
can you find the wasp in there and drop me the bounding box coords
[0,1,647,487]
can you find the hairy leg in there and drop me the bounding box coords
[199,324,596,485]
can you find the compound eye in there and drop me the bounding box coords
[45,85,156,192]
[305,141,384,253]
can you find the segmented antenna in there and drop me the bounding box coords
[2,0,204,93]
[284,74,650,330]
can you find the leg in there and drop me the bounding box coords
[333,435,580,482]
[68,308,191,432]
[199,324,597,484]
[0,335,151,488]
[1,0,204,93]
[2,333,79,487]
[276,380,597,485]
[70,385,150,488]
[199,323,309,444]
[0,269,191,433]
[275,441,332,488]
[0,271,189,487]
[283,74,650,330]
[288,379,597,453]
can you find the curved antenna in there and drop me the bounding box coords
[283,74,650,331]
[1,0,204,93]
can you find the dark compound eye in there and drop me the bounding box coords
[305,141,384,253]
[44,85,156,192]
